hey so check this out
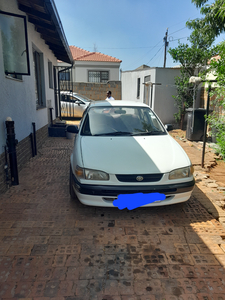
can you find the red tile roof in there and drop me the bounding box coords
[70,46,122,63]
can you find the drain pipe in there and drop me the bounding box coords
[5,118,19,185]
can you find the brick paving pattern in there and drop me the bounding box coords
[0,137,225,299]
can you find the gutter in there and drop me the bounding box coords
[44,0,73,64]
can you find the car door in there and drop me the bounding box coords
[73,97,86,118]
[60,94,69,117]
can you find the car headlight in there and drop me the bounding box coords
[169,165,194,180]
[75,165,109,180]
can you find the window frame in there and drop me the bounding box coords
[88,70,109,83]
[0,10,30,76]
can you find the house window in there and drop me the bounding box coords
[33,48,45,108]
[88,71,109,83]
[137,78,140,98]
[0,11,30,75]
[59,71,70,81]
[48,61,53,88]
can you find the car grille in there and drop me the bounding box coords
[116,174,163,182]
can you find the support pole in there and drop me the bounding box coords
[163,29,168,68]
[201,85,211,168]
[5,120,19,185]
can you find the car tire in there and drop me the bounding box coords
[69,166,76,200]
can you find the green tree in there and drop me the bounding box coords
[207,42,225,158]
[187,0,225,158]
[168,41,214,125]
[187,0,225,42]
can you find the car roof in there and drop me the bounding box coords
[60,91,91,101]
[89,100,149,108]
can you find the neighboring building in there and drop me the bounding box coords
[0,0,73,194]
[121,66,181,124]
[58,46,122,100]
[59,46,122,82]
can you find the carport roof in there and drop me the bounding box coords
[17,0,73,64]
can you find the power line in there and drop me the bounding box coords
[145,44,164,65]
[169,36,189,42]
[168,27,187,36]
[94,46,158,49]
[80,26,189,52]
[123,40,163,70]
[168,13,201,30]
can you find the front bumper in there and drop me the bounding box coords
[71,172,195,207]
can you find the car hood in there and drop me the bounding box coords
[80,135,191,174]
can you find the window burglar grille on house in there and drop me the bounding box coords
[88,71,109,83]
[59,69,73,92]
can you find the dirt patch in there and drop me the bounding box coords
[208,160,225,186]
[169,129,186,139]
[170,129,225,186]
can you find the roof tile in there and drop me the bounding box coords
[70,46,122,62]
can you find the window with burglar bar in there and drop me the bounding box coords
[88,71,109,83]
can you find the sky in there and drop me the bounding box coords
[54,0,225,71]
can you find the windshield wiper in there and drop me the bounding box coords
[133,130,165,136]
[93,131,133,136]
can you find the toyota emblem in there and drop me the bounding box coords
[136,176,143,182]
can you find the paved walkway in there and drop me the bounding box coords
[172,134,225,228]
[0,136,225,299]
[174,138,216,168]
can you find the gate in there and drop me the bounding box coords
[57,66,77,120]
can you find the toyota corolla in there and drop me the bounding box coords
[67,101,195,207]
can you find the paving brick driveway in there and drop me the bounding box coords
[1,137,225,299]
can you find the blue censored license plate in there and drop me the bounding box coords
[113,192,166,210]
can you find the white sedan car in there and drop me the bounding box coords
[67,101,195,208]
[60,91,91,118]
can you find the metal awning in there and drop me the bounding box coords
[17,0,73,64]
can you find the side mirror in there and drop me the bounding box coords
[75,100,83,106]
[165,124,173,132]
[66,125,79,134]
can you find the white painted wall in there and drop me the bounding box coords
[0,0,58,155]
[121,67,181,124]
[74,61,120,82]
[121,68,156,102]
[58,61,121,82]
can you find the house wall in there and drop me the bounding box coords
[0,125,48,194]
[154,68,181,124]
[121,67,181,124]
[121,68,156,102]
[58,61,121,82]
[74,61,121,82]
[0,0,59,193]
[72,81,121,100]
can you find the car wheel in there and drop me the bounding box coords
[69,166,76,199]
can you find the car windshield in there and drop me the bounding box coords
[75,94,91,102]
[81,106,167,136]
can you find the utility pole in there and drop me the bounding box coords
[163,28,169,68]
